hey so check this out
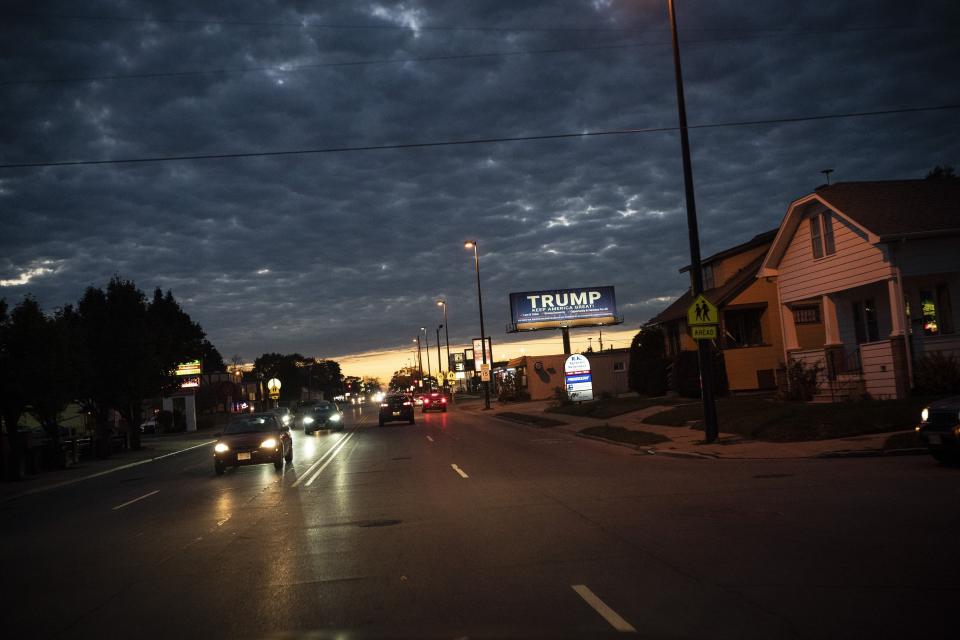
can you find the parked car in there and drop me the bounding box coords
[379,394,415,426]
[917,396,960,465]
[213,413,292,475]
[301,401,344,434]
[139,416,158,434]
[421,391,448,413]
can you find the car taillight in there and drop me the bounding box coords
[424,398,430,404]
[403,401,412,406]
[441,398,447,403]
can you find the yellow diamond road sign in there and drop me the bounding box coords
[687,294,718,326]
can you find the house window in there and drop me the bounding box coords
[937,284,955,334]
[723,308,764,348]
[702,263,716,290]
[793,306,820,324]
[852,299,880,343]
[613,361,625,372]
[822,212,836,255]
[809,216,823,259]
[921,285,956,335]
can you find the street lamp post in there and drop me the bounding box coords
[667,0,719,442]
[414,337,423,386]
[464,240,491,410]
[436,325,443,383]
[437,299,451,388]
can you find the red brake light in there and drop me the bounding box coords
[441,398,447,403]
[424,398,430,404]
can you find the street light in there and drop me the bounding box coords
[413,337,423,385]
[667,0,719,442]
[436,324,443,384]
[464,240,491,409]
[437,299,451,388]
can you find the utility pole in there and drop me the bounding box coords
[668,0,719,442]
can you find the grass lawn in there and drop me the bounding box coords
[579,425,670,446]
[496,412,567,428]
[545,395,683,419]
[643,395,935,442]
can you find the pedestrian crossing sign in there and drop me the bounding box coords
[687,294,718,326]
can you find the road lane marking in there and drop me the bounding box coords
[112,489,160,511]
[304,432,356,487]
[291,431,354,487]
[451,464,469,479]
[572,585,636,633]
[426,435,434,442]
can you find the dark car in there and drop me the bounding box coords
[379,394,415,426]
[421,390,448,413]
[213,413,292,475]
[301,401,344,434]
[917,395,960,465]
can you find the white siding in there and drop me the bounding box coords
[860,340,897,399]
[778,212,894,303]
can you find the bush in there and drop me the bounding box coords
[628,326,669,396]
[497,372,531,403]
[913,352,960,394]
[549,386,572,407]
[669,349,728,398]
[777,359,821,401]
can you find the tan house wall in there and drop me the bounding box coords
[721,277,784,391]
[778,211,894,303]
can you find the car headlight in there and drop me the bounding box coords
[260,437,278,449]
[329,414,341,422]
[303,416,314,424]
[282,415,291,424]
[921,408,929,422]
[214,442,229,453]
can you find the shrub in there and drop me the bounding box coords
[497,372,531,403]
[777,359,822,401]
[913,352,960,394]
[628,326,669,396]
[550,386,572,407]
[157,410,174,432]
[669,349,728,398]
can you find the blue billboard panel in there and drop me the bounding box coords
[510,286,618,330]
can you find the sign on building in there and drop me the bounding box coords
[451,352,465,373]
[472,337,492,371]
[564,354,594,402]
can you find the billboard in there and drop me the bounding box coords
[509,286,618,331]
[451,352,466,373]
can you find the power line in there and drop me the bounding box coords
[7,11,955,35]
[2,103,956,170]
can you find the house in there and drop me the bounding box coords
[506,349,631,401]
[649,229,791,392]
[759,179,960,400]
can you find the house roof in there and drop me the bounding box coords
[761,178,960,273]
[815,179,960,239]
[678,228,778,273]
[649,251,768,325]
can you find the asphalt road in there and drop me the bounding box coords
[1,403,956,639]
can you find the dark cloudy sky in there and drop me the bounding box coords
[2,1,958,372]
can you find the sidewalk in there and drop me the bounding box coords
[485,401,924,460]
[0,430,215,502]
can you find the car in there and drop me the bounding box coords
[917,395,960,465]
[301,401,344,434]
[139,416,158,434]
[379,394,415,426]
[421,391,448,413]
[213,413,292,475]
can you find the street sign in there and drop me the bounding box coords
[691,325,718,340]
[480,363,491,382]
[447,371,456,383]
[564,354,593,402]
[687,294,718,326]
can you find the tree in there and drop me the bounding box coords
[0,298,32,477]
[926,165,957,180]
[200,339,225,372]
[628,326,669,396]
[389,367,418,391]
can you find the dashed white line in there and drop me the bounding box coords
[112,489,160,511]
[451,464,469,479]
[572,584,636,633]
[426,435,434,442]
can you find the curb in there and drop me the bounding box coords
[647,448,719,460]
[816,447,928,459]
[575,432,643,451]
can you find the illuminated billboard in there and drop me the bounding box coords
[509,286,619,331]
[175,360,202,376]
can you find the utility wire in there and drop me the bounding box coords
[2,103,957,170]
[6,11,955,35]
